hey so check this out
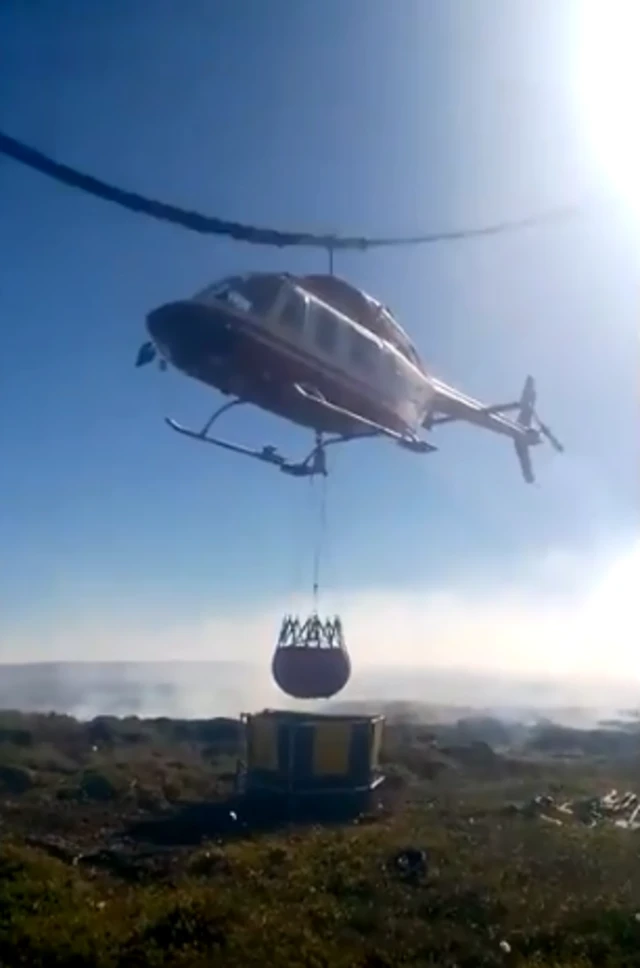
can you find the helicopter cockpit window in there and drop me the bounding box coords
[240,276,281,318]
[196,276,282,320]
[277,287,307,333]
[197,277,245,307]
[225,289,252,313]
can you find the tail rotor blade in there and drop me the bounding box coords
[537,419,564,453]
[517,375,536,428]
[514,439,535,484]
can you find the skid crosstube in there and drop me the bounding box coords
[165,417,328,478]
[164,384,438,479]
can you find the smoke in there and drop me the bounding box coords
[0,536,637,720]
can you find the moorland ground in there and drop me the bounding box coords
[1,708,640,967]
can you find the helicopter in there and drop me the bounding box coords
[135,271,563,482]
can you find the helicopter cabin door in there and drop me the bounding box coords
[381,349,433,430]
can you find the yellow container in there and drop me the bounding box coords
[241,709,385,797]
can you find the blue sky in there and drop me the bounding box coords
[0,1,637,668]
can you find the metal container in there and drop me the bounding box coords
[241,708,385,803]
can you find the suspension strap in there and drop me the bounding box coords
[311,471,328,611]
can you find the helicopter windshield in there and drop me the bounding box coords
[197,276,248,308]
[196,275,280,317]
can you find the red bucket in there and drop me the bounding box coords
[271,613,351,700]
[272,643,351,700]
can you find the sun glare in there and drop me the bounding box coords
[574,0,640,215]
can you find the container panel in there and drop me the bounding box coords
[247,716,279,772]
[312,720,352,776]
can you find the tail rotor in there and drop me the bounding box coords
[514,375,564,483]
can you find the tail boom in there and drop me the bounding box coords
[425,374,559,484]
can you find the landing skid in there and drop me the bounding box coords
[165,390,436,478]
[165,400,350,478]
[166,417,292,468]
[293,383,437,455]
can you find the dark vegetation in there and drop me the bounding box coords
[1,707,640,966]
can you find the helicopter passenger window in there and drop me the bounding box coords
[349,328,377,371]
[382,352,404,400]
[312,304,338,355]
[277,287,306,333]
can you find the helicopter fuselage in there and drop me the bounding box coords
[141,271,558,484]
[146,273,435,439]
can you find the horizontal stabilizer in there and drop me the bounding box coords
[135,341,157,367]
